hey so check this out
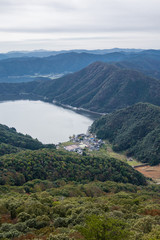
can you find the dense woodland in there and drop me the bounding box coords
[0,148,146,186]
[91,102,160,165]
[0,181,160,239]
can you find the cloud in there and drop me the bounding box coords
[0,25,159,34]
[0,0,159,32]
[44,0,76,11]
[0,0,160,51]
[0,0,77,13]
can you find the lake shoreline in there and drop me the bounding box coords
[0,96,104,120]
[51,100,104,120]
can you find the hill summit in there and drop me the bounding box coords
[1,62,160,113]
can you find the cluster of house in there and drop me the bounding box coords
[63,133,104,154]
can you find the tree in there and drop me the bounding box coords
[78,215,130,240]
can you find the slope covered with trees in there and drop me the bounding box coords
[0,148,146,186]
[91,103,160,165]
[50,62,160,113]
[1,62,160,113]
[117,50,160,79]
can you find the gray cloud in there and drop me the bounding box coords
[0,0,159,51]
[0,23,159,34]
[44,0,76,11]
[0,0,76,13]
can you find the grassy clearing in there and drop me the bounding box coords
[59,141,74,147]
[57,141,75,151]
[127,159,142,166]
[87,141,142,167]
[59,140,142,167]
[88,141,126,161]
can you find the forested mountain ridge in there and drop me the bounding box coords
[0,148,147,186]
[117,49,160,79]
[0,62,160,113]
[91,103,160,165]
[50,62,160,113]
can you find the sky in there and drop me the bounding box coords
[0,0,160,52]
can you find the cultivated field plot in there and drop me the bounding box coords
[136,165,160,183]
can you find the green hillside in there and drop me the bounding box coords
[0,148,146,186]
[51,62,160,113]
[91,103,160,165]
[1,62,160,113]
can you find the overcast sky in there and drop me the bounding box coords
[0,0,160,52]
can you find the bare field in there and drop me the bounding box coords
[135,165,160,182]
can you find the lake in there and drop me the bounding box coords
[0,100,93,144]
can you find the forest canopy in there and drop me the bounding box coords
[0,148,147,186]
[91,102,160,165]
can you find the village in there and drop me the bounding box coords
[58,133,104,155]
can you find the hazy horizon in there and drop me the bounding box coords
[1,47,159,54]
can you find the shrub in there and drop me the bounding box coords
[78,215,130,240]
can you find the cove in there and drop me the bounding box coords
[0,100,93,144]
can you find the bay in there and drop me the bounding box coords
[0,100,93,144]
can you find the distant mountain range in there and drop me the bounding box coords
[117,50,160,79]
[91,103,160,165]
[0,52,130,77]
[0,48,143,60]
[1,62,160,113]
[0,49,160,83]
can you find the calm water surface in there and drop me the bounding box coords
[0,100,93,144]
